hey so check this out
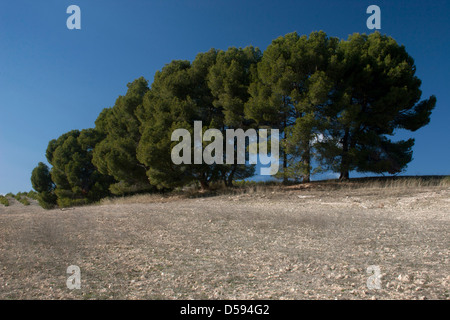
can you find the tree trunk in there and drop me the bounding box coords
[227,163,237,188]
[303,143,311,183]
[339,127,350,181]
[282,108,288,184]
[282,148,288,184]
[199,179,209,191]
[339,170,349,180]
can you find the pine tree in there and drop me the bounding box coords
[46,129,113,207]
[31,162,57,209]
[137,51,220,190]
[207,46,261,186]
[92,77,154,195]
[246,31,338,182]
[318,32,436,179]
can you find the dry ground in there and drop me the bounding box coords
[0,183,449,300]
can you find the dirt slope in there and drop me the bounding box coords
[0,186,449,299]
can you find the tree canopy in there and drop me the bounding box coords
[45,129,113,207]
[92,77,154,195]
[31,31,436,208]
[317,32,436,179]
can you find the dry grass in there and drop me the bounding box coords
[97,176,450,206]
[0,182,449,300]
[99,193,181,205]
[340,176,450,189]
[284,175,450,192]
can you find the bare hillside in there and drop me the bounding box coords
[0,184,449,299]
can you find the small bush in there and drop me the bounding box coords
[27,190,39,200]
[0,196,9,206]
[18,197,30,206]
[37,191,58,210]
[109,181,156,196]
[441,176,450,186]
[13,192,28,201]
[57,197,89,208]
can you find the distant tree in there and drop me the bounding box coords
[18,197,30,206]
[207,46,261,186]
[317,32,436,179]
[137,51,224,190]
[46,129,113,207]
[30,31,436,200]
[27,190,39,200]
[208,47,262,128]
[92,77,154,195]
[31,162,54,193]
[137,49,257,190]
[0,196,9,207]
[246,31,338,182]
[283,31,338,182]
[31,162,57,209]
[245,33,300,183]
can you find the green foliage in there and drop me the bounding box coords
[317,32,436,179]
[245,31,339,182]
[31,162,58,209]
[207,47,261,186]
[246,31,435,181]
[10,192,31,206]
[30,31,436,205]
[93,77,154,195]
[18,197,30,206]
[108,181,156,196]
[136,48,259,189]
[0,196,9,207]
[13,192,28,201]
[36,191,57,209]
[31,162,54,193]
[27,190,38,200]
[56,196,88,208]
[208,46,262,128]
[138,50,220,189]
[45,128,114,207]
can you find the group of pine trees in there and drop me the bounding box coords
[30,31,436,208]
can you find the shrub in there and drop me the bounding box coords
[0,196,9,207]
[109,181,156,196]
[27,190,39,200]
[18,197,30,206]
[57,197,89,208]
[37,191,57,210]
[441,176,450,186]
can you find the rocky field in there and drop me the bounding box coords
[0,183,449,300]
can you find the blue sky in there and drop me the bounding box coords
[0,0,449,194]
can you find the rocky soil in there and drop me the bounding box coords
[0,186,449,299]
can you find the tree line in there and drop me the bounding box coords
[30,31,436,208]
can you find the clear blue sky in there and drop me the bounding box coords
[0,0,449,194]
